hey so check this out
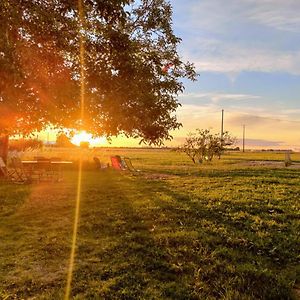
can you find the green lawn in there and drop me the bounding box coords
[0,150,300,299]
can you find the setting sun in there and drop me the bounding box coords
[71,131,106,147]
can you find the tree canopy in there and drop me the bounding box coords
[0,0,196,145]
[56,133,76,148]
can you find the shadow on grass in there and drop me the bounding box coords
[0,168,299,299]
[0,177,78,299]
[137,173,300,299]
[0,183,30,218]
[147,163,300,181]
[72,169,299,299]
[72,171,192,299]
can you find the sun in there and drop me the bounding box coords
[71,131,106,147]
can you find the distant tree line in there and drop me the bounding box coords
[9,138,43,152]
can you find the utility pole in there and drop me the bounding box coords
[221,109,224,141]
[242,124,245,152]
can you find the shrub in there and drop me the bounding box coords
[179,129,235,163]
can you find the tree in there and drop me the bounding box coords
[80,141,90,149]
[8,138,43,152]
[0,0,196,148]
[180,129,236,164]
[56,133,76,148]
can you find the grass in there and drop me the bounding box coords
[0,149,300,299]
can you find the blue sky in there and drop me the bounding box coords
[168,0,300,150]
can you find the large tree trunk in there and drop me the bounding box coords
[0,134,9,164]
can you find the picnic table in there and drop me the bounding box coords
[22,160,73,181]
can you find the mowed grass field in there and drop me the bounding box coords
[0,149,300,299]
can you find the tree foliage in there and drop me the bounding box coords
[55,133,76,148]
[8,138,43,152]
[0,0,196,145]
[180,129,236,164]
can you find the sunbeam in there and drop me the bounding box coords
[64,157,83,300]
[64,0,86,298]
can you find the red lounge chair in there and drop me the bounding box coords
[110,156,125,170]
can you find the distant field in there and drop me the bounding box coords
[21,146,300,169]
[1,148,299,299]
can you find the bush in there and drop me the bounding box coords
[179,129,235,164]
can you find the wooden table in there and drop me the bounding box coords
[22,160,73,181]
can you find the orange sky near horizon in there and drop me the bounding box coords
[34,105,300,152]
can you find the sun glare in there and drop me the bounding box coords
[71,131,106,147]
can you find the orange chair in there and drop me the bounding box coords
[110,156,125,170]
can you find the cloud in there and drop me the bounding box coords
[283,108,300,115]
[236,138,283,147]
[181,39,300,76]
[228,114,276,126]
[181,92,261,103]
[175,0,300,34]
[228,112,300,127]
[209,93,260,104]
[180,92,261,103]
[246,0,300,33]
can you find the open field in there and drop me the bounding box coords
[1,149,300,299]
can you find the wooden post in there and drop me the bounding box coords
[242,125,245,153]
[0,135,9,163]
[284,151,292,167]
[221,109,224,142]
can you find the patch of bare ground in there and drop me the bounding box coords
[239,160,300,169]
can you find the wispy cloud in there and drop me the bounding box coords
[175,0,300,34]
[181,92,260,103]
[236,138,283,147]
[181,39,300,76]
[246,0,300,33]
[227,112,300,127]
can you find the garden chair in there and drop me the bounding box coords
[0,157,13,181]
[110,156,126,170]
[11,157,32,183]
[117,155,128,170]
[93,157,109,170]
[123,157,140,173]
[1,157,28,183]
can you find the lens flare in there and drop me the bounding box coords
[71,130,107,147]
[64,0,85,299]
[64,157,83,300]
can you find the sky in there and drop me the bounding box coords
[43,0,300,149]
[169,0,300,150]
